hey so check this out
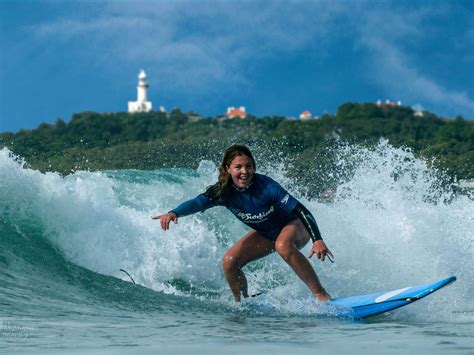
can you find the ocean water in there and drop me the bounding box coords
[0,144,473,354]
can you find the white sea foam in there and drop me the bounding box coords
[1,144,472,321]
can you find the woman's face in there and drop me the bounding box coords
[227,154,255,189]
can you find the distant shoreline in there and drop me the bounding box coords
[1,103,472,189]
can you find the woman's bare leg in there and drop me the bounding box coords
[222,230,275,302]
[275,219,330,301]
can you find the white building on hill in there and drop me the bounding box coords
[128,70,153,113]
[376,99,402,107]
[457,179,474,190]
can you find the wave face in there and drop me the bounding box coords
[0,144,472,324]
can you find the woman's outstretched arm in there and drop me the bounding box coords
[152,194,216,231]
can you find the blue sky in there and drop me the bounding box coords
[1,0,473,132]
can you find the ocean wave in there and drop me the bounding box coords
[1,145,472,322]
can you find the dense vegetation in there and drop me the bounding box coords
[1,103,472,196]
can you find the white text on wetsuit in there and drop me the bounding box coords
[230,206,275,224]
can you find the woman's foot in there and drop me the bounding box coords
[314,290,331,302]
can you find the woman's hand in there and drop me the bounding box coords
[308,240,334,262]
[152,212,178,231]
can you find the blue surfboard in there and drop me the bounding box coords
[330,276,456,318]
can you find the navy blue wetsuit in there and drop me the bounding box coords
[171,174,301,240]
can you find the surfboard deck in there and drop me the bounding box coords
[330,276,456,319]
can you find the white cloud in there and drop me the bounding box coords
[35,16,152,36]
[29,1,345,94]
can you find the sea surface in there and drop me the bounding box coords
[1,144,473,354]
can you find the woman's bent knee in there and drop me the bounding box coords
[275,240,294,260]
[222,252,242,273]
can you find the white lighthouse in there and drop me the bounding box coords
[128,69,153,113]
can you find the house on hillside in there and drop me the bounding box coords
[299,111,313,120]
[376,99,402,107]
[226,106,247,119]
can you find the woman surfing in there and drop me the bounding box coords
[152,144,333,302]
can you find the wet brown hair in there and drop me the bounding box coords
[204,144,256,201]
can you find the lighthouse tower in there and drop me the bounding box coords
[128,69,153,113]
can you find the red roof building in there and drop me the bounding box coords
[299,111,312,120]
[226,106,247,119]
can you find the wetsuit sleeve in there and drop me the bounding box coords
[291,202,323,242]
[170,194,217,217]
